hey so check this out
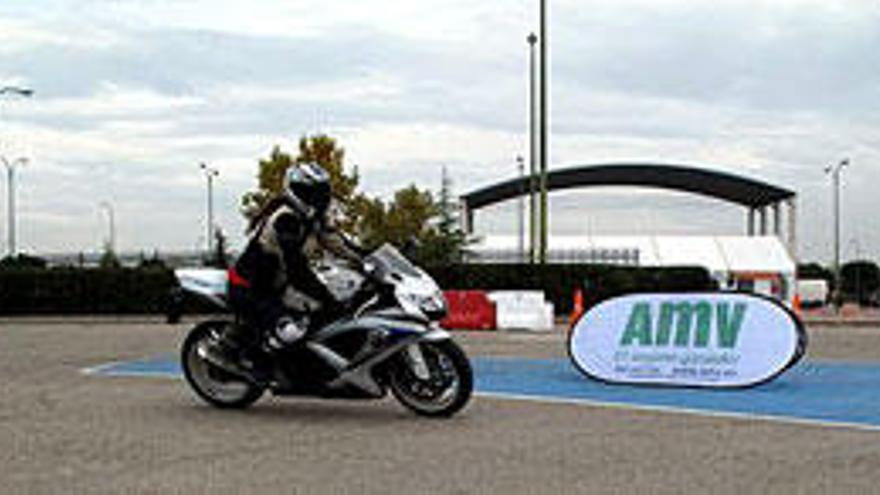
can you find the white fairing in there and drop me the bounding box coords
[174,244,444,321]
[395,270,443,317]
[175,268,228,308]
[175,264,366,313]
[316,263,365,302]
[282,264,366,312]
[364,244,446,319]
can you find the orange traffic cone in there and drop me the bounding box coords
[569,288,585,327]
[792,293,802,318]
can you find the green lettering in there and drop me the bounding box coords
[694,302,713,347]
[716,303,747,348]
[655,302,675,346]
[620,303,653,347]
[673,302,694,347]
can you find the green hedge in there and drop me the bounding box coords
[0,267,176,315]
[426,264,715,315]
[0,264,714,316]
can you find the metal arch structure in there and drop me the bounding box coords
[459,163,798,261]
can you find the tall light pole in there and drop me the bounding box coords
[99,201,116,254]
[538,0,549,264]
[2,156,28,257]
[527,32,538,264]
[825,158,848,310]
[1,86,34,258]
[516,155,525,261]
[200,163,219,255]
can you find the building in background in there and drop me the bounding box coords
[470,234,795,302]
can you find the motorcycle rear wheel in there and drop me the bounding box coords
[181,320,265,409]
[389,339,473,418]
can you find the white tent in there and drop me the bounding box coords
[471,234,796,301]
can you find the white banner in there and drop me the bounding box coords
[568,293,806,388]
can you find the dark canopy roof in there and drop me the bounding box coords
[461,163,795,210]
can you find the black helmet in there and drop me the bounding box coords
[284,162,331,218]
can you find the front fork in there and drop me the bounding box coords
[405,344,431,380]
[403,326,450,380]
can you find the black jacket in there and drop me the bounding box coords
[234,201,356,308]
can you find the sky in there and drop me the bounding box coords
[0,0,878,263]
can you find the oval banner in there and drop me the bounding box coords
[568,293,807,388]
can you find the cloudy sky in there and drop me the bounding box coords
[0,0,877,263]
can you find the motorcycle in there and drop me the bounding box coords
[175,243,473,418]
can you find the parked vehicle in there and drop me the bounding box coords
[176,244,472,418]
[797,279,829,308]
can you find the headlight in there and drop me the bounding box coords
[419,292,447,319]
[399,291,447,319]
[420,293,445,312]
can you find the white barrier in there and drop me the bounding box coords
[488,291,555,331]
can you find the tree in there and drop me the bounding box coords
[204,227,229,268]
[137,250,168,271]
[99,243,121,270]
[840,260,880,304]
[386,185,438,246]
[797,262,833,280]
[0,254,47,270]
[356,185,438,252]
[295,134,362,234]
[240,145,294,218]
[354,194,391,250]
[241,134,461,263]
[241,134,362,233]
[420,167,471,265]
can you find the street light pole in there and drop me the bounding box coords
[517,155,525,261]
[200,163,219,255]
[2,157,28,257]
[527,32,538,264]
[538,0,549,264]
[1,86,34,258]
[1,86,34,257]
[825,158,849,310]
[99,201,116,254]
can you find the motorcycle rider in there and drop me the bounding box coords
[202,162,363,374]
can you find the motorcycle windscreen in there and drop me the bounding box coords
[568,292,806,388]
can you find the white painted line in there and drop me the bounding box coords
[86,369,180,379]
[80,360,128,375]
[475,391,880,433]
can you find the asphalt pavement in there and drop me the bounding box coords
[3,320,880,493]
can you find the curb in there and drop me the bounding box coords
[0,315,877,329]
[802,317,880,327]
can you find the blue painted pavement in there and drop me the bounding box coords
[87,355,880,429]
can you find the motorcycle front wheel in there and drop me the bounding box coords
[181,320,265,409]
[388,339,473,418]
